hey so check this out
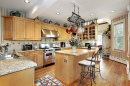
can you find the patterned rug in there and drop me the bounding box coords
[34,75,64,86]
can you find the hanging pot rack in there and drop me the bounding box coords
[67,4,85,26]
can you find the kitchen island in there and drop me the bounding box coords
[0,52,37,86]
[55,49,95,85]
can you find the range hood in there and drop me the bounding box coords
[41,29,60,38]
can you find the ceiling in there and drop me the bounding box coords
[0,0,129,24]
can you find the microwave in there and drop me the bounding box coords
[22,44,32,50]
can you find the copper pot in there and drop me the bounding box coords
[72,25,78,33]
[66,27,72,34]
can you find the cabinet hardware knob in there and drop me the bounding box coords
[64,59,67,63]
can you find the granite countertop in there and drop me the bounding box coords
[0,52,37,76]
[55,49,95,56]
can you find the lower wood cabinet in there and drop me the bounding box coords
[19,50,44,69]
[0,67,34,86]
[36,54,44,67]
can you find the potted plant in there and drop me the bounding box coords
[68,37,79,53]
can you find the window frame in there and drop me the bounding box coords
[113,19,125,51]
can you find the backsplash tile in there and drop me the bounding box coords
[2,39,69,51]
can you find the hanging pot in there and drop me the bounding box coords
[72,25,78,33]
[66,27,72,34]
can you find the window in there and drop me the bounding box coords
[114,22,124,50]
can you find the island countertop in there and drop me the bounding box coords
[0,53,37,76]
[55,49,95,56]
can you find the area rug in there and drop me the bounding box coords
[34,75,64,86]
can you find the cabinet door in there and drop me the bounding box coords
[53,25,58,31]
[4,18,13,40]
[57,26,62,40]
[68,33,71,40]
[25,20,34,40]
[14,18,25,40]
[61,27,67,41]
[41,23,47,29]
[34,22,41,40]
[36,54,44,67]
[50,25,57,31]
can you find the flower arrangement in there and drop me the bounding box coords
[68,37,79,46]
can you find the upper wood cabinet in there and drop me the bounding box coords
[41,23,50,30]
[57,26,71,41]
[34,22,41,40]
[83,24,98,40]
[25,20,34,40]
[14,17,25,40]
[4,17,14,40]
[3,16,71,41]
[3,16,41,40]
[50,25,58,31]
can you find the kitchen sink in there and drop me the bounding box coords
[0,53,19,61]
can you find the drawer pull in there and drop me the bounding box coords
[64,59,67,63]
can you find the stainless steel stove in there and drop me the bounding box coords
[39,44,61,66]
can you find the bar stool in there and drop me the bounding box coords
[78,53,96,86]
[87,50,103,79]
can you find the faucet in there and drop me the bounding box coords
[0,46,8,54]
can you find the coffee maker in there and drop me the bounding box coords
[60,42,66,47]
[85,43,91,50]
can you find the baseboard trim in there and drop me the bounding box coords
[109,56,127,65]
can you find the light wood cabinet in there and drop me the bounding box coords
[83,24,98,40]
[41,23,50,30]
[61,27,67,41]
[50,25,58,31]
[34,22,41,40]
[14,17,25,40]
[25,20,34,40]
[4,17,14,40]
[3,16,41,41]
[36,54,44,67]
[19,50,44,69]
[0,67,34,86]
[57,26,62,40]
[57,26,71,41]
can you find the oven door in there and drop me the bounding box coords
[44,52,54,65]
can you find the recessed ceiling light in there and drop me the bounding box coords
[24,0,30,3]
[111,11,115,13]
[56,13,60,15]
[91,14,94,16]
[67,17,68,18]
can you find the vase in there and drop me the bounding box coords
[72,46,76,53]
